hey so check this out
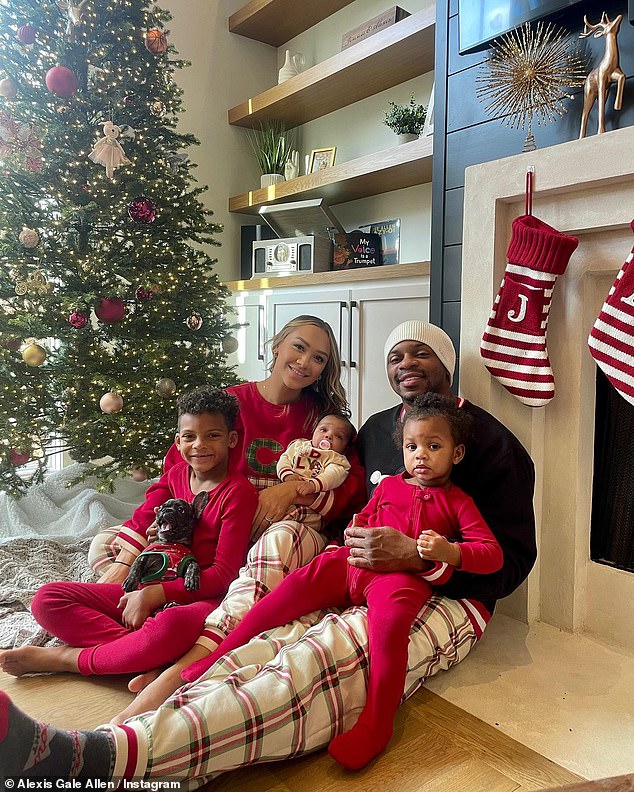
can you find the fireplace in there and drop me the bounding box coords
[460,126,634,650]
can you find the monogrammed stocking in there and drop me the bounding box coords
[588,219,634,405]
[480,214,579,407]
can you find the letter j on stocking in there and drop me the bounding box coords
[480,214,579,407]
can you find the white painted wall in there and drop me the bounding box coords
[161,0,434,280]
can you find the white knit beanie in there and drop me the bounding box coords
[383,320,456,386]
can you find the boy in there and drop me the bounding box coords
[0,387,258,678]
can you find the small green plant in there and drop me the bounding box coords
[247,120,295,175]
[384,95,427,136]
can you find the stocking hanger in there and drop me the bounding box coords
[525,166,534,216]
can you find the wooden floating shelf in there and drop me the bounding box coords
[225,262,430,293]
[228,0,356,46]
[228,136,433,214]
[228,8,435,129]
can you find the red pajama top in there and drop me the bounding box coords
[353,474,504,636]
[117,464,258,604]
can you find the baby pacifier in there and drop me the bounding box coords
[318,439,331,450]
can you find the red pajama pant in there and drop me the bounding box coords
[183,545,431,744]
[31,581,219,675]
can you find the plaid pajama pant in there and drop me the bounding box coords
[90,522,479,785]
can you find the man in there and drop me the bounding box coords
[0,322,536,782]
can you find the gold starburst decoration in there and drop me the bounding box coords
[477,21,586,151]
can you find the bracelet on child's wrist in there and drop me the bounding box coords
[114,560,131,567]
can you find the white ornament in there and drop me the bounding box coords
[88,121,131,179]
[284,150,299,181]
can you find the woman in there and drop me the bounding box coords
[0,317,364,690]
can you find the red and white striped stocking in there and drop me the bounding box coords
[588,220,634,405]
[480,215,579,407]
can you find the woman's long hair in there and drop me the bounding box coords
[268,315,350,418]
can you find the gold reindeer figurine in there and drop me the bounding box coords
[579,12,625,138]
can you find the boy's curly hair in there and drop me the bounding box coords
[394,393,472,447]
[176,387,239,431]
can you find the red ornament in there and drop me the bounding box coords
[10,448,30,466]
[145,29,168,54]
[128,196,156,224]
[68,310,89,329]
[45,66,79,98]
[2,337,21,352]
[95,297,126,323]
[17,25,36,45]
[0,78,18,99]
[135,286,154,300]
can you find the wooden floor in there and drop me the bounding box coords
[0,671,583,792]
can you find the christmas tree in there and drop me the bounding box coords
[0,0,237,496]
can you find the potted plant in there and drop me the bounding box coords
[247,120,295,187]
[384,95,427,143]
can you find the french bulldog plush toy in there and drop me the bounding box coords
[122,491,209,593]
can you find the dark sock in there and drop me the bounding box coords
[0,690,114,779]
[328,720,391,771]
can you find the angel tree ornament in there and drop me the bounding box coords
[0,110,44,173]
[56,0,88,40]
[477,21,585,151]
[88,121,131,179]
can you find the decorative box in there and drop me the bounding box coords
[341,6,411,50]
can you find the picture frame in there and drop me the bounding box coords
[308,146,337,173]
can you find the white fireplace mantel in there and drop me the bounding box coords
[460,126,634,649]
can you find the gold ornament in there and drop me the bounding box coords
[150,100,165,117]
[22,342,47,366]
[99,391,124,413]
[156,377,176,397]
[476,21,586,151]
[14,270,51,296]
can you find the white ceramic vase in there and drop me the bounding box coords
[397,133,419,144]
[260,173,285,188]
[278,49,298,84]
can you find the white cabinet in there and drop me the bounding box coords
[225,268,429,429]
[225,292,268,382]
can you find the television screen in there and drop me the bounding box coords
[458,0,584,54]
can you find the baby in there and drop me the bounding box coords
[275,412,355,530]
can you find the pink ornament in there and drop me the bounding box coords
[9,448,30,466]
[99,391,124,413]
[95,297,126,323]
[68,310,89,329]
[45,66,79,98]
[17,25,36,45]
[0,78,18,99]
[135,286,154,300]
[131,466,148,481]
[127,196,156,224]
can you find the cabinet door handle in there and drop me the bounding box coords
[349,300,357,368]
[339,301,347,367]
[257,304,265,361]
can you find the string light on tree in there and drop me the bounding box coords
[0,0,235,496]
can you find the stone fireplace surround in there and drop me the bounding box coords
[460,125,634,651]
